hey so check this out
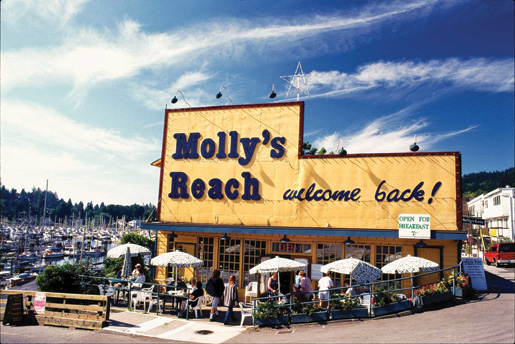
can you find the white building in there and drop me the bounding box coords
[468,186,515,242]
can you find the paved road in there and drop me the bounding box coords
[1,264,513,343]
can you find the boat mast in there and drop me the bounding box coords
[41,179,48,226]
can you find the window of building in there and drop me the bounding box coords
[197,237,214,284]
[219,238,241,285]
[317,243,342,287]
[376,245,402,287]
[344,244,371,262]
[243,240,267,287]
[493,196,501,206]
[485,200,488,208]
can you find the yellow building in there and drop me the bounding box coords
[142,102,466,297]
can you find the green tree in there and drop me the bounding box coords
[36,261,100,294]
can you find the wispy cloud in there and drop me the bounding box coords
[312,105,477,154]
[309,58,514,99]
[1,100,161,204]
[3,0,441,103]
[2,0,90,26]
[2,101,159,157]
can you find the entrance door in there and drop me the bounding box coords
[174,243,196,282]
[416,248,440,287]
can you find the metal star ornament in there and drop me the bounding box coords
[280,61,316,101]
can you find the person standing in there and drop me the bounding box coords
[206,269,225,322]
[223,275,239,325]
[267,272,279,298]
[318,272,333,308]
[299,270,313,300]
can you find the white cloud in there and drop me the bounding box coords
[312,106,476,154]
[3,0,441,101]
[1,100,161,204]
[309,58,515,98]
[2,0,89,26]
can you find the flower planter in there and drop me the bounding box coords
[452,286,471,298]
[253,314,289,326]
[291,311,328,323]
[416,291,453,307]
[330,307,369,320]
[372,300,411,317]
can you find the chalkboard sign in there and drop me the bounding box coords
[2,294,24,326]
[462,257,488,291]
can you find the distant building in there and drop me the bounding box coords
[468,186,515,242]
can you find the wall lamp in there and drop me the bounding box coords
[221,233,231,241]
[279,235,291,243]
[269,84,277,99]
[216,86,233,104]
[171,91,191,107]
[343,236,355,245]
[410,134,419,152]
[168,232,178,241]
[414,240,428,248]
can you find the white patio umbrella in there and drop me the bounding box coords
[249,256,307,295]
[381,255,439,302]
[107,243,151,259]
[120,247,132,278]
[150,251,204,268]
[321,257,382,285]
[151,251,204,285]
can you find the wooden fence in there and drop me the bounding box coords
[1,290,110,330]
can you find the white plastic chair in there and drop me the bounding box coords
[359,294,372,316]
[239,303,253,327]
[148,292,164,313]
[98,285,116,304]
[187,295,203,318]
[131,290,150,311]
[245,282,258,304]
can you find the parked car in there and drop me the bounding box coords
[484,243,515,267]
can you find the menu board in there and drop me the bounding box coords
[462,257,488,291]
[2,294,24,325]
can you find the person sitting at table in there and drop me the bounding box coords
[189,277,197,291]
[176,276,187,291]
[180,281,204,311]
[344,282,356,297]
[132,264,142,278]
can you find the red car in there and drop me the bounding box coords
[484,243,515,267]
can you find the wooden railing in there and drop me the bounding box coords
[1,290,110,330]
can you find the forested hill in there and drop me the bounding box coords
[462,167,515,198]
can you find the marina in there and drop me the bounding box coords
[0,222,129,289]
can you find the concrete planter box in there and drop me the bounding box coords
[253,314,289,326]
[291,311,328,323]
[330,307,369,320]
[417,291,453,307]
[452,286,471,298]
[372,300,411,317]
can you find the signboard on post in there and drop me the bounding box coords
[462,257,487,291]
[462,217,485,225]
[398,214,431,239]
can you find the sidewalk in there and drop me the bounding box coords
[102,307,248,344]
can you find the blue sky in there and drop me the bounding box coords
[1,0,513,206]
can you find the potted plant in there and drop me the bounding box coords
[415,281,453,307]
[252,300,289,326]
[372,285,411,317]
[330,295,369,319]
[290,299,328,323]
[450,272,471,298]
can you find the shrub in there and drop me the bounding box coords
[36,261,100,294]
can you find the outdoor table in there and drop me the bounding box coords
[108,278,130,305]
[164,291,188,315]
